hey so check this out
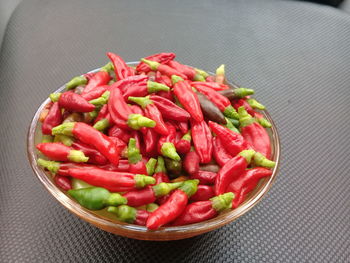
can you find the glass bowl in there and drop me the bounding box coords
[27,62,281,241]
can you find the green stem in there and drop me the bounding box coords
[178,179,199,197]
[146,158,157,175]
[67,150,89,163]
[128,96,152,109]
[50,93,61,102]
[100,62,114,72]
[37,158,60,174]
[253,152,276,168]
[134,174,156,188]
[194,68,209,78]
[154,156,166,173]
[216,64,225,76]
[146,203,159,212]
[193,74,206,81]
[53,134,75,146]
[161,142,181,161]
[256,117,272,128]
[171,75,184,84]
[224,118,240,134]
[107,205,136,223]
[66,75,87,90]
[147,81,170,93]
[181,131,191,142]
[238,106,255,127]
[89,91,110,106]
[41,135,54,143]
[152,182,183,197]
[223,105,239,120]
[210,192,234,212]
[140,59,160,71]
[93,118,110,131]
[238,149,255,164]
[127,138,142,164]
[233,88,254,98]
[127,114,156,130]
[52,122,75,136]
[247,98,265,110]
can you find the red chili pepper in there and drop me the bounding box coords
[167,60,196,80]
[123,182,182,207]
[227,167,272,208]
[107,52,134,80]
[52,122,122,165]
[238,107,271,159]
[108,125,131,143]
[183,150,200,175]
[141,59,187,79]
[118,75,148,93]
[123,80,170,99]
[146,180,199,230]
[190,185,215,202]
[149,95,190,121]
[108,82,133,121]
[83,72,95,81]
[98,159,130,172]
[155,71,173,88]
[190,170,217,185]
[194,84,238,119]
[190,119,213,163]
[36,158,94,176]
[72,141,108,165]
[141,128,158,154]
[175,131,191,154]
[81,85,109,101]
[136,52,176,73]
[172,76,203,122]
[191,81,230,91]
[81,71,110,95]
[127,138,148,174]
[209,121,250,156]
[232,98,255,116]
[215,149,255,195]
[42,102,62,135]
[212,137,233,167]
[54,175,72,190]
[36,143,89,162]
[107,205,150,226]
[128,96,169,135]
[157,123,180,161]
[52,92,95,113]
[67,168,155,192]
[172,192,234,226]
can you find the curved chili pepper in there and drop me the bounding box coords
[238,106,271,159]
[67,168,155,192]
[108,125,131,143]
[107,52,134,80]
[123,182,183,207]
[157,123,180,161]
[190,185,215,201]
[146,179,199,230]
[50,92,95,113]
[215,149,255,195]
[208,121,250,156]
[212,137,233,167]
[167,60,196,80]
[36,143,89,162]
[227,167,272,208]
[175,131,191,154]
[141,128,158,155]
[172,192,234,226]
[149,95,190,121]
[68,187,126,210]
[172,75,203,122]
[107,205,150,226]
[81,85,109,101]
[81,71,110,95]
[127,138,147,174]
[98,160,130,172]
[54,175,72,190]
[66,75,88,90]
[37,158,93,176]
[136,52,176,73]
[155,71,173,88]
[52,122,122,165]
[215,64,225,84]
[196,92,226,124]
[191,81,230,91]
[183,150,200,175]
[72,141,108,165]
[141,59,187,79]
[42,102,62,135]
[218,88,254,101]
[190,119,213,163]
[194,84,238,119]
[123,80,170,99]
[190,170,217,185]
[128,96,169,135]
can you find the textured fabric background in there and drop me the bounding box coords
[0,0,350,262]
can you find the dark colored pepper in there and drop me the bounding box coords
[190,119,213,164]
[172,192,234,226]
[149,95,191,121]
[81,71,110,95]
[208,121,250,156]
[51,92,95,113]
[72,141,108,165]
[54,175,72,190]
[164,158,182,178]
[215,149,255,195]
[52,122,122,165]
[218,88,254,101]
[183,150,200,175]
[141,59,187,79]
[175,131,191,154]
[42,102,63,135]
[196,93,226,124]
[146,179,199,230]
[107,205,150,226]
[190,185,215,201]
[127,138,147,175]
[67,168,155,192]
[68,187,126,210]
[36,142,89,162]
[190,170,217,185]
[212,137,233,167]
[107,52,134,80]
[136,52,176,73]
[172,75,203,122]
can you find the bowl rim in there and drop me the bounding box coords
[27,62,281,240]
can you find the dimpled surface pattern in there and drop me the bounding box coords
[1,0,350,262]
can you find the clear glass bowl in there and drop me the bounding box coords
[27,62,281,241]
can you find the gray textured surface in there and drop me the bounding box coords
[1,0,350,262]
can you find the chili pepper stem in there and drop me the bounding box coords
[140,59,160,71]
[37,158,60,174]
[67,150,89,163]
[210,192,234,211]
[234,88,255,98]
[127,114,156,130]
[93,118,110,131]
[134,174,156,188]
[50,93,61,102]
[155,156,166,173]
[147,81,170,93]
[153,182,183,197]
[146,158,157,175]
[238,149,255,164]
[256,117,272,128]
[253,152,276,168]
[41,135,54,143]
[66,76,87,90]
[100,62,114,72]
[193,74,205,81]
[53,134,74,146]
[128,138,142,163]
[182,131,191,141]
[238,106,255,127]
[161,142,181,161]
[146,203,159,212]
[52,122,75,136]
[105,193,127,206]
[247,98,265,110]
[178,179,199,197]
[107,205,136,223]
[128,96,152,109]
[223,105,239,119]
[194,68,209,78]
[171,75,184,84]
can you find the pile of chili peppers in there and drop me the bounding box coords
[37,52,276,230]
